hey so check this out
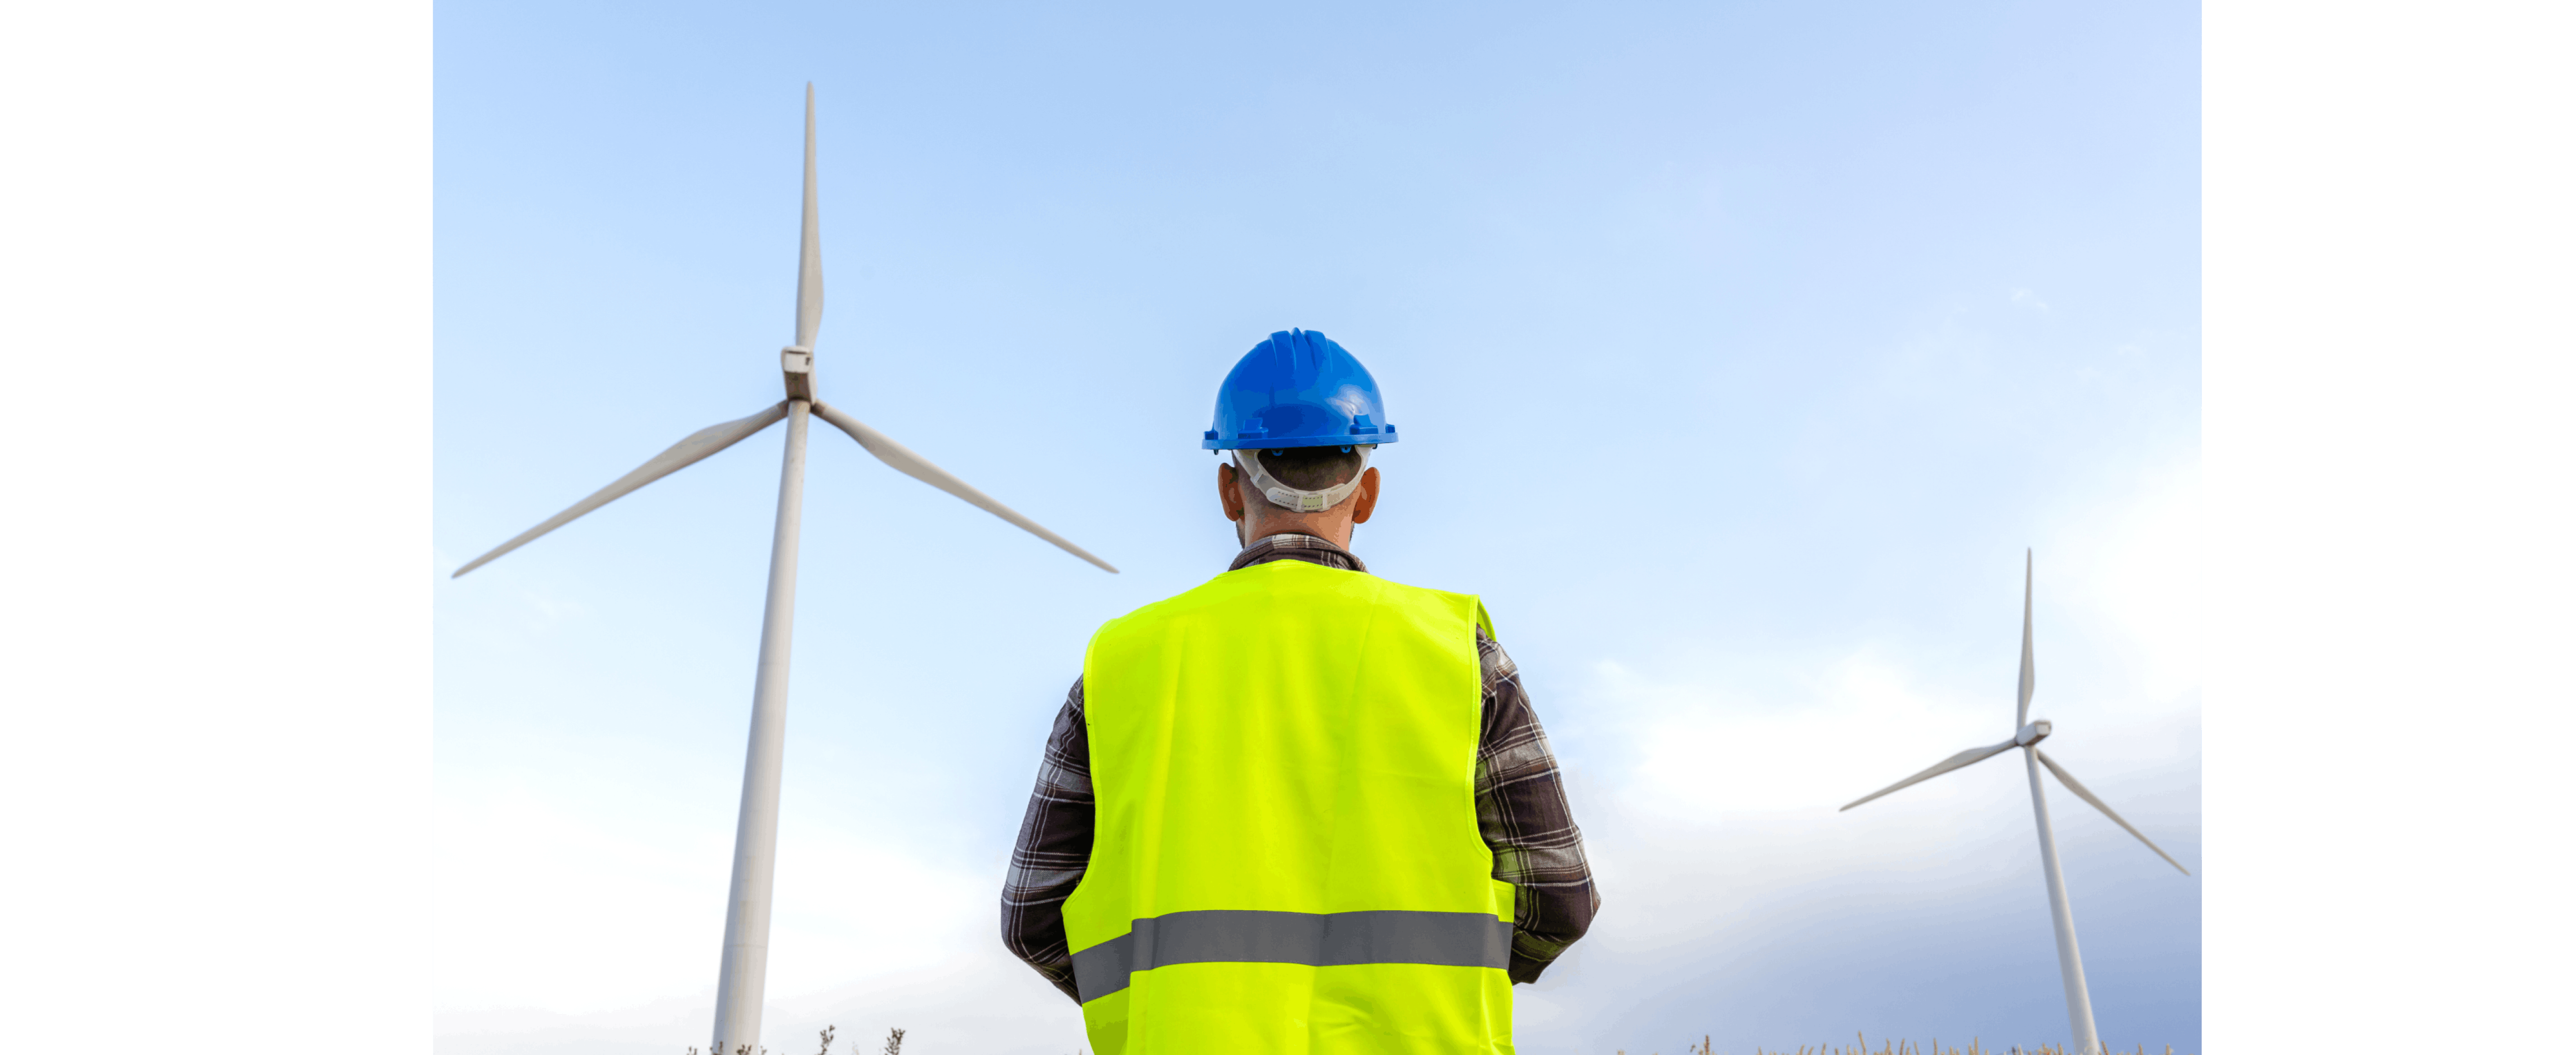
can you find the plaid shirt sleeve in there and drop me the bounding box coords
[1474,626,1600,983]
[999,678,1091,1002]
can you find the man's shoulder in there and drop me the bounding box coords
[1089,567,1262,631]
[1087,562,1494,652]
[1088,563,1489,639]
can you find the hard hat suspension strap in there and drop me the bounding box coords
[1234,447,1373,514]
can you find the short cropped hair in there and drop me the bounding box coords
[1242,446,1366,492]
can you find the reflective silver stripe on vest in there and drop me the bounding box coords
[1070,909,1512,1002]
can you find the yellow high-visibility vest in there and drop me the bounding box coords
[1064,557,1514,1055]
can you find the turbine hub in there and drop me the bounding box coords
[2016,719,2052,747]
[782,346,815,401]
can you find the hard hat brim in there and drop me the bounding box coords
[1201,430,1395,452]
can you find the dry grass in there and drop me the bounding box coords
[682,1023,904,1055]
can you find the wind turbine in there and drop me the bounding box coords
[1839,551,2189,1055]
[452,85,1116,1055]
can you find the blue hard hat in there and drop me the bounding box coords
[1201,329,1399,451]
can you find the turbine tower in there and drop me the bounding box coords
[452,85,1116,1055]
[1840,551,2189,1055]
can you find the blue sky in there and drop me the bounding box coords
[433,2,2199,1052]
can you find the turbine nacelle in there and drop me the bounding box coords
[2016,719,2052,747]
[782,345,815,401]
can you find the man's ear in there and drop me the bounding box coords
[1218,461,1246,523]
[1349,466,1381,525]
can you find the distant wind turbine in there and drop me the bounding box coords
[452,84,1116,1055]
[1840,551,2189,1055]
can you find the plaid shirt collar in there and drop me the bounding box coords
[1228,532,1368,574]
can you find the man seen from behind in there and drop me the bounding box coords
[1001,329,1599,1055]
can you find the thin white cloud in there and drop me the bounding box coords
[2051,460,2204,704]
[435,784,994,1019]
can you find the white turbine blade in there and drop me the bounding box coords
[1839,738,2018,812]
[2035,748,2191,876]
[811,400,1118,573]
[452,402,791,578]
[792,82,823,351]
[2017,548,2036,727]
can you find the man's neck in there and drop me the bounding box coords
[1229,532,1366,574]
[1240,517,1354,550]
